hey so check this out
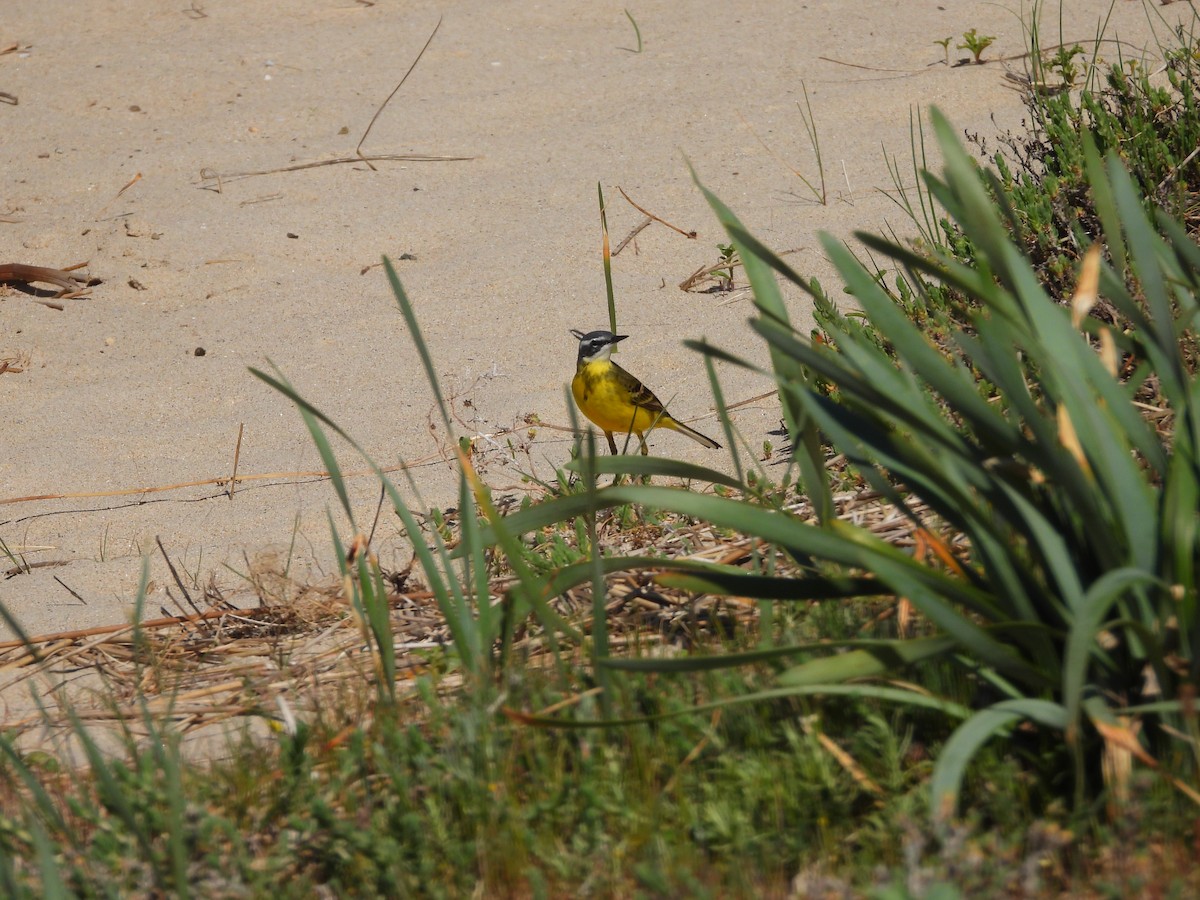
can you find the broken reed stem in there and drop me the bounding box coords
[355,15,444,169]
[228,422,244,500]
[199,153,472,186]
[616,186,697,239]
[157,536,202,617]
[0,448,459,506]
[611,216,652,256]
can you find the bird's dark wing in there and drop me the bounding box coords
[613,363,667,415]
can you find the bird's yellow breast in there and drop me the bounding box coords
[572,361,660,434]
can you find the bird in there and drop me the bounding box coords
[569,328,721,455]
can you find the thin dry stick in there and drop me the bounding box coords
[662,709,722,794]
[93,172,144,219]
[228,422,244,500]
[680,247,802,293]
[803,717,885,795]
[816,55,926,75]
[616,187,697,238]
[736,109,815,192]
[0,613,198,652]
[199,153,471,185]
[117,171,142,196]
[1,471,330,506]
[157,536,203,619]
[1158,144,1200,193]
[2,559,64,577]
[0,442,469,506]
[52,576,87,606]
[724,389,779,411]
[611,216,652,256]
[679,255,746,292]
[356,15,444,170]
[367,484,387,548]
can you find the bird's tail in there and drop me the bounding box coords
[668,418,721,450]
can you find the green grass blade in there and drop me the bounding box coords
[143,712,189,900]
[598,183,618,334]
[702,351,745,485]
[510,683,970,729]
[66,708,160,874]
[777,635,959,686]
[1082,131,1126,274]
[567,453,743,488]
[29,819,71,900]
[461,448,581,650]
[251,364,356,527]
[598,638,944,673]
[357,548,397,701]
[537,555,874,601]
[1109,152,1177,369]
[1063,568,1164,742]
[383,255,451,431]
[689,163,834,521]
[655,570,884,601]
[0,739,69,836]
[931,699,1068,825]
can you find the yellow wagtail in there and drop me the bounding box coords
[569,329,721,455]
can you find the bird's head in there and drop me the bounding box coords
[570,329,627,364]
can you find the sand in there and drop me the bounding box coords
[0,0,1188,641]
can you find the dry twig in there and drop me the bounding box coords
[0,262,97,298]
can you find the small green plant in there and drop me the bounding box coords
[715,241,738,290]
[957,28,995,64]
[934,36,953,66]
[1046,42,1085,86]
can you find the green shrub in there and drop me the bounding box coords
[493,109,1200,826]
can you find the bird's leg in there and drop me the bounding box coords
[637,434,649,456]
[605,431,619,455]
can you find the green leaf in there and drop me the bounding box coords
[384,256,451,432]
[511,683,970,729]
[1063,568,1163,743]
[931,699,1068,824]
[690,163,834,521]
[252,364,355,528]
[655,570,884,601]
[567,453,744,489]
[777,635,958,686]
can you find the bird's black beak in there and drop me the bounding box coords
[612,334,628,344]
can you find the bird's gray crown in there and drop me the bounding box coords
[570,329,628,361]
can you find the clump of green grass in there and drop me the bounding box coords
[965,11,1200,313]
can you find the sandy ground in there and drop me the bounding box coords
[0,0,1188,643]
